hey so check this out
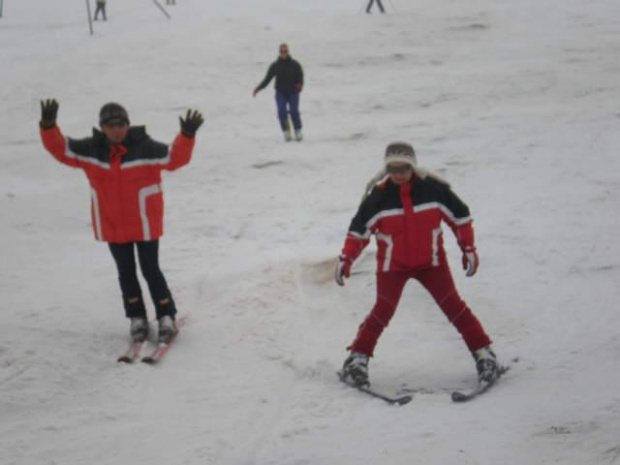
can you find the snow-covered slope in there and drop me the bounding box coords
[2,0,620,464]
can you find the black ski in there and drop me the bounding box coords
[451,378,498,402]
[339,373,412,406]
[451,360,516,403]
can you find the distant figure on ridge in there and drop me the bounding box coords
[366,0,385,14]
[253,43,304,142]
[94,0,107,21]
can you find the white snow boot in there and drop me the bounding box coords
[283,129,292,142]
[294,129,303,142]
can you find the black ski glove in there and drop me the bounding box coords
[179,109,204,138]
[40,99,59,129]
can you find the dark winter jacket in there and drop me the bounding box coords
[341,175,475,273]
[255,56,304,94]
[40,125,194,244]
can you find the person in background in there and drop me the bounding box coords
[38,99,203,344]
[366,0,385,14]
[253,43,304,142]
[335,142,502,389]
[94,0,107,21]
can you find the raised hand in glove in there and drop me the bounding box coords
[334,255,352,286]
[179,109,204,138]
[40,99,59,129]
[462,247,479,277]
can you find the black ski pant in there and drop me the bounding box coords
[94,3,106,21]
[366,0,385,13]
[108,240,177,320]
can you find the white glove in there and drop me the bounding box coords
[462,248,479,277]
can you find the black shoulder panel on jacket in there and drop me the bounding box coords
[67,136,94,157]
[418,176,470,219]
[122,127,169,164]
[348,183,392,237]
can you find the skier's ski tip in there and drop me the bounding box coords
[451,358,518,402]
[338,372,413,406]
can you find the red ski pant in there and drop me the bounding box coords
[348,258,491,357]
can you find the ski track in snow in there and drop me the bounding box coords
[2,0,620,464]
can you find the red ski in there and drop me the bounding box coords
[117,315,185,364]
[141,315,186,364]
[141,331,179,365]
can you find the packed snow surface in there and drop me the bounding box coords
[1,0,620,464]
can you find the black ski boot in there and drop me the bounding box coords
[340,351,370,387]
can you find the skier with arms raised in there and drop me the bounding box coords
[39,99,203,346]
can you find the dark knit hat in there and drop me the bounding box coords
[99,102,130,126]
[384,142,417,168]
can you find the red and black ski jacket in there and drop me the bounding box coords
[341,175,475,272]
[40,125,195,244]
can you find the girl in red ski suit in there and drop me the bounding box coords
[39,100,203,342]
[336,142,500,387]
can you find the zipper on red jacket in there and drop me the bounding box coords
[110,143,128,240]
[399,180,416,262]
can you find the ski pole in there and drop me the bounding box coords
[387,0,399,14]
[85,0,93,35]
[152,0,171,19]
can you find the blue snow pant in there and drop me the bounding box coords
[275,92,302,131]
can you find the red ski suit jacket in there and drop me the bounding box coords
[341,175,475,272]
[40,125,195,244]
